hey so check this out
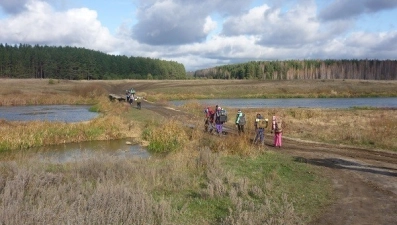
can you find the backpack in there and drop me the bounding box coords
[272,116,282,132]
[218,109,228,123]
[275,120,282,133]
[257,118,268,128]
[238,113,246,125]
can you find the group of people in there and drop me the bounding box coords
[251,113,282,147]
[126,88,136,105]
[204,105,228,135]
[205,107,282,147]
[126,88,142,109]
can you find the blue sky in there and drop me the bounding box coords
[0,0,396,71]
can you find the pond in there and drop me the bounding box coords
[0,105,99,122]
[171,97,397,109]
[27,139,149,163]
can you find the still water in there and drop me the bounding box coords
[0,105,98,122]
[171,97,397,109]
[31,139,149,163]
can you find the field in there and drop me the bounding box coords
[0,78,397,224]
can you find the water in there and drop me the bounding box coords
[171,97,397,109]
[31,139,149,163]
[0,105,99,122]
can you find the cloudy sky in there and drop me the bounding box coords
[0,0,396,71]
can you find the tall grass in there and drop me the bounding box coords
[143,119,189,153]
[0,144,329,224]
[181,102,397,151]
[276,108,397,151]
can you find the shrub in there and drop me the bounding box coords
[145,120,189,153]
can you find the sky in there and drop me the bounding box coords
[0,0,396,72]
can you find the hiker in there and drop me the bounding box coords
[129,95,134,105]
[253,113,268,145]
[235,109,245,134]
[136,97,142,109]
[126,90,130,102]
[204,107,215,133]
[214,106,227,135]
[272,115,282,147]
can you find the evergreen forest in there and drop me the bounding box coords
[0,44,186,80]
[2,44,396,81]
[194,60,397,80]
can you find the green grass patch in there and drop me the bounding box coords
[221,151,332,221]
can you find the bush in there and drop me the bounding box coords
[145,120,189,153]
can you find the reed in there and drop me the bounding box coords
[144,119,189,153]
[274,108,397,151]
[0,97,140,152]
[0,144,328,224]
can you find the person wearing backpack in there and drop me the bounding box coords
[272,115,282,147]
[214,106,225,135]
[136,97,142,109]
[235,109,245,134]
[253,113,268,145]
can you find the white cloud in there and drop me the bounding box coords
[203,16,217,34]
[0,0,120,52]
[0,0,396,71]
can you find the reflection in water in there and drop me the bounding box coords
[29,139,149,163]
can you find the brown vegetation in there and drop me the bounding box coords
[0,78,396,224]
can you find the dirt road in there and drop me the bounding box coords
[140,98,397,225]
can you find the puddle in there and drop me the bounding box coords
[27,139,149,163]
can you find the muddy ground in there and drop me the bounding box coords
[111,81,397,225]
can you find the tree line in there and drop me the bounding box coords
[194,60,397,80]
[0,44,186,80]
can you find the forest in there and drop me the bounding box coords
[0,44,186,80]
[194,60,397,80]
[2,43,396,81]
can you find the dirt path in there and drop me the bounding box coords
[141,99,397,225]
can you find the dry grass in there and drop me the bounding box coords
[2,78,394,223]
[137,79,397,101]
[0,144,325,224]
[178,102,397,151]
[0,96,141,152]
[260,108,397,151]
[1,78,396,104]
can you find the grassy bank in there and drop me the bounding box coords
[1,78,395,223]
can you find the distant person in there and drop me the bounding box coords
[235,109,246,135]
[204,107,215,133]
[126,90,130,102]
[272,115,282,147]
[136,97,142,109]
[214,106,226,135]
[253,113,268,145]
[129,95,134,105]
